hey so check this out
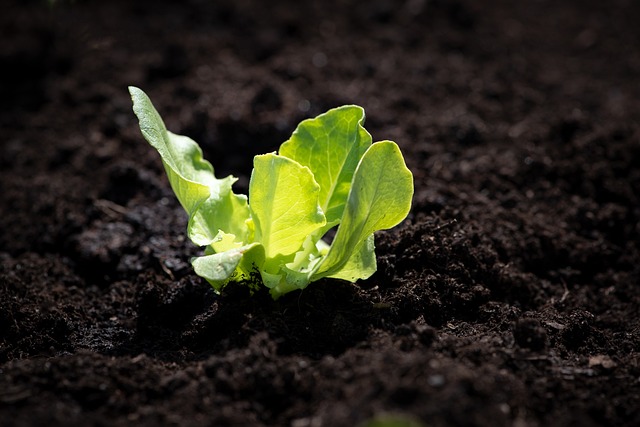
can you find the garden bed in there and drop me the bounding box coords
[1,0,639,425]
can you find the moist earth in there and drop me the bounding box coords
[1,0,639,426]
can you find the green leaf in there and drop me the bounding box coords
[130,86,250,249]
[187,176,250,246]
[279,105,371,226]
[249,153,326,261]
[129,86,216,215]
[191,243,263,291]
[313,141,413,279]
[326,233,376,282]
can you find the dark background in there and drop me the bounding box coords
[1,0,639,426]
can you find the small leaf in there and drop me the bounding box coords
[326,233,376,282]
[208,231,243,253]
[130,86,248,248]
[249,153,326,260]
[313,141,413,280]
[130,87,215,215]
[191,243,262,291]
[187,176,250,246]
[279,106,371,226]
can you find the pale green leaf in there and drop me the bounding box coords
[326,233,376,282]
[191,243,262,291]
[269,273,308,299]
[187,176,250,246]
[130,86,217,215]
[279,106,371,225]
[313,141,413,279]
[208,231,243,254]
[249,153,326,260]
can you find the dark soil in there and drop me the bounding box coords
[1,0,639,426]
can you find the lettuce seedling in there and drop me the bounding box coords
[129,86,413,299]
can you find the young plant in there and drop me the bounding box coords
[129,86,413,299]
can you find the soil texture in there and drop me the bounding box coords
[1,0,639,426]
